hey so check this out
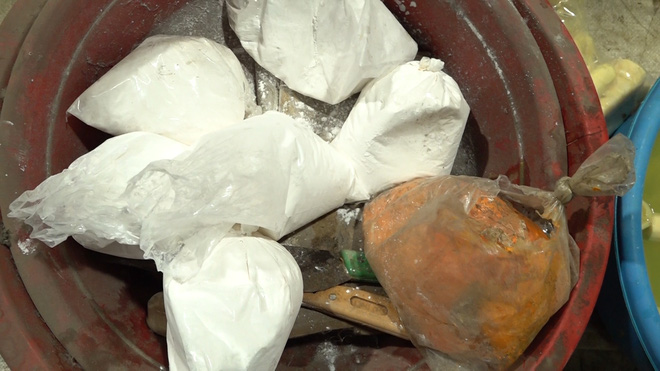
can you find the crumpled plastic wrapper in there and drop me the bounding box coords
[8,132,188,259]
[553,133,636,202]
[125,111,357,279]
[164,233,302,371]
[363,134,635,370]
[67,35,256,145]
[332,57,470,200]
[225,0,417,104]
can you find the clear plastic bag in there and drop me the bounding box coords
[226,0,417,104]
[363,135,635,370]
[364,175,578,370]
[125,111,358,278]
[553,133,636,202]
[164,233,302,371]
[551,0,648,133]
[68,35,257,145]
[8,132,188,259]
[332,57,470,200]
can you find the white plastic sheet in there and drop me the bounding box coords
[226,0,418,104]
[164,233,303,371]
[67,35,254,145]
[332,57,471,200]
[8,132,188,258]
[125,111,357,277]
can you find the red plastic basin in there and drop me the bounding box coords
[0,0,609,369]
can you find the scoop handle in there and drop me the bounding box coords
[302,285,409,340]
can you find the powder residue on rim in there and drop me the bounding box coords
[17,238,38,254]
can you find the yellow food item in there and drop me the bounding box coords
[599,59,647,128]
[551,0,648,131]
[642,200,660,242]
[572,31,598,67]
[590,62,617,96]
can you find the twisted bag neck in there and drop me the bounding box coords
[553,176,574,204]
[553,134,636,204]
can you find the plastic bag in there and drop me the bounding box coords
[67,35,255,145]
[164,233,302,371]
[225,0,417,104]
[332,57,470,200]
[551,0,647,133]
[363,135,635,370]
[125,111,357,278]
[553,133,636,202]
[364,175,578,370]
[8,132,188,259]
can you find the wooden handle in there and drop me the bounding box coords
[302,285,409,340]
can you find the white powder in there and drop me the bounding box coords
[226,0,418,104]
[278,85,355,142]
[316,340,340,371]
[67,35,253,145]
[255,64,280,112]
[332,57,470,200]
[164,234,303,371]
[336,207,360,226]
[17,238,37,254]
[8,132,188,258]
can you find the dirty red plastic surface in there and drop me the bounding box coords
[0,0,610,369]
[0,1,81,369]
[510,1,613,369]
[0,0,186,369]
[388,0,568,188]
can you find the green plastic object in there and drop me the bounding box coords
[340,250,379,283]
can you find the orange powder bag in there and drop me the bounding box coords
[364,175,578,370]
[362,135,635,370]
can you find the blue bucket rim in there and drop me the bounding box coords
[616,77,660,369]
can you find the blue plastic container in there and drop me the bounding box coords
[598,78,660,371]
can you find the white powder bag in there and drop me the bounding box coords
[8,132,188,259]
[164,234,302,371]
[332,57,471,200]
[226,0,418,105]
[67,35,254,145]
[125,111,357,276]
